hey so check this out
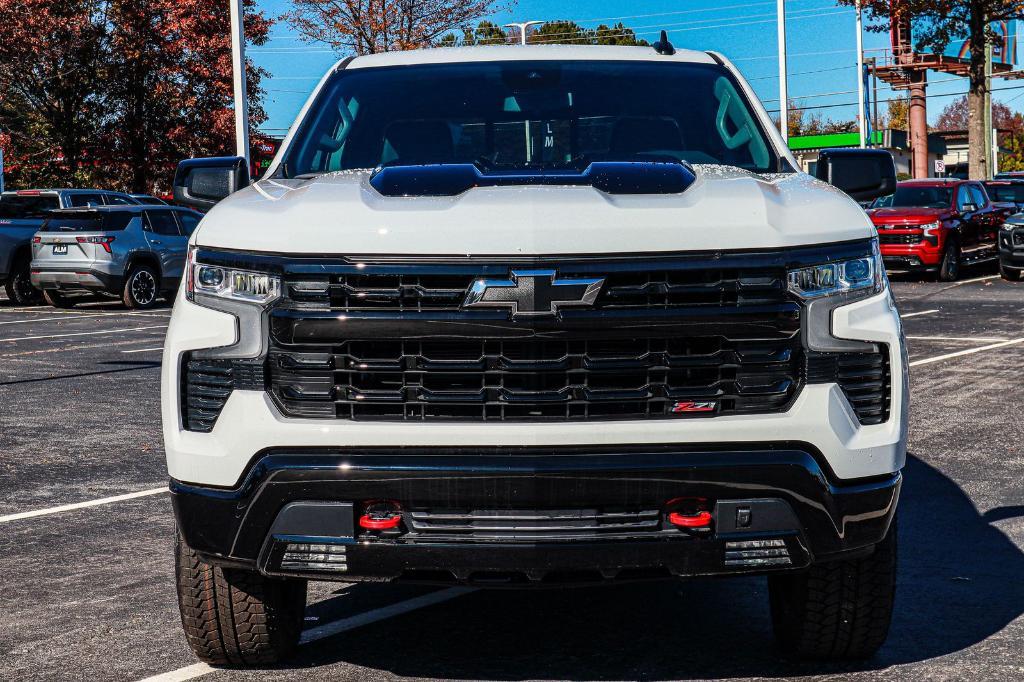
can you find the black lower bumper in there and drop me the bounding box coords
[171,444,900,585]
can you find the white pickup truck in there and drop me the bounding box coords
[164,42,905,666]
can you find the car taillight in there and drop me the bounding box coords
[76,235,115,253]
[32,236,41,243]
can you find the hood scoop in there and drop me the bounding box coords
[368,161,696,198]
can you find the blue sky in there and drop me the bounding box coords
[250,0,1024,136]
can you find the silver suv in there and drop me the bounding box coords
[30,205,201,308]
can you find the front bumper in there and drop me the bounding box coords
[999,227,1024,268]
[172,445,901,584]
[878,241,943,270]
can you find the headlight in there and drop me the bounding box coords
[1002,222,1017,231]
[787,240,883,299]
[186,251,280,306]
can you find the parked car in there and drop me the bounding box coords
[130,194,170,205]
[30,204,200,308]
[163,44,906,666]
[0,189,141,304]
[983,179,1024,213]
[867,178,1006,280]
[998,214,1024,280]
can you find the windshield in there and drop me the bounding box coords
[873,186,953,209]
[0,194,59,219]
[42,212,135,232]
[281,60,779,177]
[985,184,1024,203]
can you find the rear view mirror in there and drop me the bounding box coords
[172,157,250,212]
[814,148,896,203]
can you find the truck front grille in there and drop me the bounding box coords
[877,233,921,245]
[267,334,802,421]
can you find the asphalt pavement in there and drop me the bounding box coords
[1,268,1023,681]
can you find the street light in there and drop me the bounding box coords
[504,21,544,46]
[229,0,250,166]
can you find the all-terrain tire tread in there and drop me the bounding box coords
[175,530,305,666]
[769,520,896,660]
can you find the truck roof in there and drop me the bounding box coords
[344,44,718,71]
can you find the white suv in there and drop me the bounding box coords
[164,43,906,666]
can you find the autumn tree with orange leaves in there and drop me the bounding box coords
[0,0,271,193]
[285,0,507,55]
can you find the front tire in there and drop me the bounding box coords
[768,519,897,660]
[175,530,306,666]
[42,289,75,308]
[4,259,42,305]
[122,265,159,309]
[937,239,962,281]
[1000,262,1022,281]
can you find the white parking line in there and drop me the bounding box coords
[136,587,475,682]
[949,274,1000,286]
[0,313,166,325]
[900,309,939,318]
[0,307,170,316]
[120,346,164,353]
[910,337,1024,367]
[0,324,167,343]
[0,487,167,523]
[906,335,1010,343]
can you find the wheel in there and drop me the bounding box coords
[4,258,42,305]
[122,264,159,309]
[1000,262,1022,281]
[937,239,961,281]
[768,519,897,660]
[175,530,306,666]
[42,289,75,308]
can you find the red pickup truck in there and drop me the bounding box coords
[867,179,1007,281]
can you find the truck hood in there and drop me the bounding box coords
[193,165,875,256]
[868,207,949,225]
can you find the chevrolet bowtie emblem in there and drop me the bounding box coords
[462,269,605,317]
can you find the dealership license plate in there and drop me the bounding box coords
[52,244,67,255]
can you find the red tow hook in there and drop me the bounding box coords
[358,501,403,531]
[668,510,713,529]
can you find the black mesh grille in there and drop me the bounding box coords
[267,336,802,421]
[806,347,891,425]
[286,268,787,312]
[877,233,921,245]
[1013,230,1024,246]
[404,508,665,542]
[181,356,265,432]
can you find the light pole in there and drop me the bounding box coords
[229,0,250,166]
[777,0,788,143]
[504,21,544,46]
[856,1,866,148]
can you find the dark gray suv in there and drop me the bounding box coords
[30,205,201,308]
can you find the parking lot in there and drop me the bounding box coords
[1,271,1022,681]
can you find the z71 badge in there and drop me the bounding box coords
[671,401,717,413]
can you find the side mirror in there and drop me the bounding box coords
[813,148,896,202]
[172,157,250,212]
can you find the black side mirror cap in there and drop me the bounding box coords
[172,157,250,212]
[814,148,897,203]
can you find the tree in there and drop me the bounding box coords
[934,94,1020,132]
[886,95,910,132]
[0,0,271,193]
[438,20,508,47]
[843,1,1024,178]
[526,20,648,46]
[286,0,503,55]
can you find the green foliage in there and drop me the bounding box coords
[440,19,649,47]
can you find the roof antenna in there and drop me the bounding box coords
[653,30,675,56]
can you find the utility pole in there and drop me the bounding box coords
[504,21,544,46]
[855,1,866,148]
[777,0,788,143]
[229,0,250,166]
[984,39,993,179]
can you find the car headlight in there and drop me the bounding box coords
[186,250,280,306]
[787,239,883,299]
[1002,222,1017,231]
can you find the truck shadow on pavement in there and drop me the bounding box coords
[288,454,1024,679]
